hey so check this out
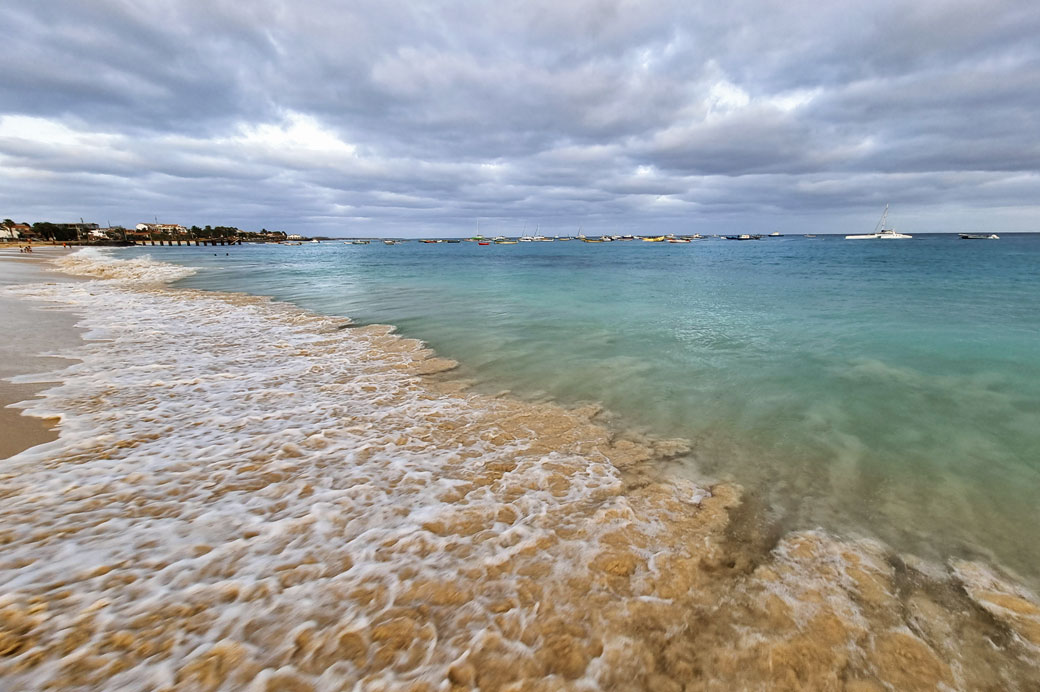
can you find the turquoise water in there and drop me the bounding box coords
[134,235,1040,584]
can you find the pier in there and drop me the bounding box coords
[134,239,242,246]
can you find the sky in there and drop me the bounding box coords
[2,0,1039,237]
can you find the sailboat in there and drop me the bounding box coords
[846,205,912,239]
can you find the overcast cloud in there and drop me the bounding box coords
[2,0,1039,235]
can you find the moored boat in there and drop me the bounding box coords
[846,205,911,239]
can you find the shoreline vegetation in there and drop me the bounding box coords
[0,249,1038,690]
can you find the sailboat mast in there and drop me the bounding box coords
[875,205,889,234]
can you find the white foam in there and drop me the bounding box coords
[0,249,686,689]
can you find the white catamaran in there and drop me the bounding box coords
[845,205,912,240]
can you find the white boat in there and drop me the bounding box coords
[846,205,911,239]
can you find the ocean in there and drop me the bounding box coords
[3,236,1039,690]
[165,234,1040,588]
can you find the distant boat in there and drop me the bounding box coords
[383,239,399,245]
[311,239,320,243]
[804,234,817,238]
[769,231,783,237]
[959,233,999,240]
[347,240,369,245]
[846,205,912,239]
[477,241,491,245]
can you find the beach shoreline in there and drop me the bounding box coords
[0,247,83,460]
[0,248,1037,690]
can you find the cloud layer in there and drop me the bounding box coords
[2,0,1039,235]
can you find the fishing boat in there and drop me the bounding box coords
[349,240,369,245]
[769,231,783,237]
[959,233,999,240]
[846,205,911,239]
[383,240,398,245]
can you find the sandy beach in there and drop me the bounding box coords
[0,247,82,459]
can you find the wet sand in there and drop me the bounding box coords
[0,250,1038,691]
[0,248,82,460]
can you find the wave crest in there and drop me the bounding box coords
[53,247,197,283]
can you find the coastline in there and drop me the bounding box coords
[0,248,82,459]
[0,248,1037,690]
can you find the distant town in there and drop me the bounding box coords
[1,219,311,244]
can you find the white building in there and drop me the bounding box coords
[1,223,29,239]
[136,223,188,234]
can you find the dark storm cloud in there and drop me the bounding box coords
[2,0,1040,235]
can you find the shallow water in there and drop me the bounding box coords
[1,248,1038,690]
[159,235,1040,588]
